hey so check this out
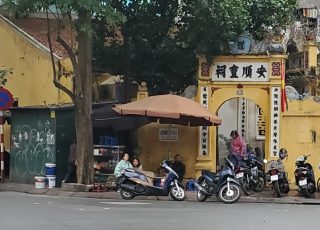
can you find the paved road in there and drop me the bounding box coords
[1,192,320,230]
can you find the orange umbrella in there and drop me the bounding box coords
[113,94,222,126]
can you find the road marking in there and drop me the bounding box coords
[104,208,109,210]
[34,203,40,205]
[276,210,288,212]
[99,201,151,205]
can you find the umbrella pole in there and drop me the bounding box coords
[167,124,173,161]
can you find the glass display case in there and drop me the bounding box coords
[93,145,124,183]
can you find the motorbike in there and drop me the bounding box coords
[234,157,265,196]
[117,160,185,201]
[294,154,316,198]
[264,148,290,197]
[194,158,241,204]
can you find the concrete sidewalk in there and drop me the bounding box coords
[0,182,320,205]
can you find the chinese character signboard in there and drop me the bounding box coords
[271,62,281,76]
[212,62,269,82]
[199,86,209,156]
[159,128,178,142]
[238,98,247,138]
[256,106,266,140]
[200,62,210,78]
[270,87,281,157]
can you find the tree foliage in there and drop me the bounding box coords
[93,0,197,95]
[0,67,13,86]
[245,0,297,40]
[179,0,297,57]
[93,0,297,94]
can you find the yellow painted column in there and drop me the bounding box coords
[194,59,217,177]
[303,41,318,69]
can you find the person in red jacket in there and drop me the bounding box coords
[228,130,247,167]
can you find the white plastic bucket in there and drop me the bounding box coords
[45,163,56,176]
[47,176,56,188]
[34,176,46,189]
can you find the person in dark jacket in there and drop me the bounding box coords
[62,141,77,183]
[171,154,185,182]
[3,148,10,178]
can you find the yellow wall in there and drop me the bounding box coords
[0,16,72,106]
[138,123,198,179]
[281,99,320,186]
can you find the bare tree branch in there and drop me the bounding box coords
[56,36,78,73]
[46,8,75,102]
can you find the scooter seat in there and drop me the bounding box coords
[202,170,219,179]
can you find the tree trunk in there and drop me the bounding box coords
[74,8,94,185]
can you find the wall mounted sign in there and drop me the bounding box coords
[212,62,269,82]
[271,62,281,76]
[199,86,209,156]
[238,98,247,138]
[256,105,266,140]
[200,62,211,78]
[0,87,14,110]
[270,87,281,157]
[159,128,178,142]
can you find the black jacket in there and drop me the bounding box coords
[171,161,185,182]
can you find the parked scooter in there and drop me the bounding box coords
[117,160,185,201]
[294,154,316,198]
[235,157,265,196]
[264,148,290,197]
[194,158,241,204]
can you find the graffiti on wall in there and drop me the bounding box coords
[11,120,55,178]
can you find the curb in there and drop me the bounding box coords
[1,183,320,205]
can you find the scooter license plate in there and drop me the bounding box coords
[270,175,278,181]
[236,172,244,178]
[299,179,307,186]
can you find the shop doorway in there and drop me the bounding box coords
[216,97,266,169]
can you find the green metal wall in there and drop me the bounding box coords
[10,109,56,184]
[55,109,75,187]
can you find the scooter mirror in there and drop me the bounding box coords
[263,159,268,164]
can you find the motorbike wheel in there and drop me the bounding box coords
[218,182,241,204]
[120,189,135,200]
[280,181,290,194]
[302,187,310,198]
[302,182,316,198]
[240,178,253,196]
[196,179,209,202]
[253,177,265,192]
[317,178,320,192]
[272,181,282,198]
[197,190,208,202]
[170,185,186,201]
